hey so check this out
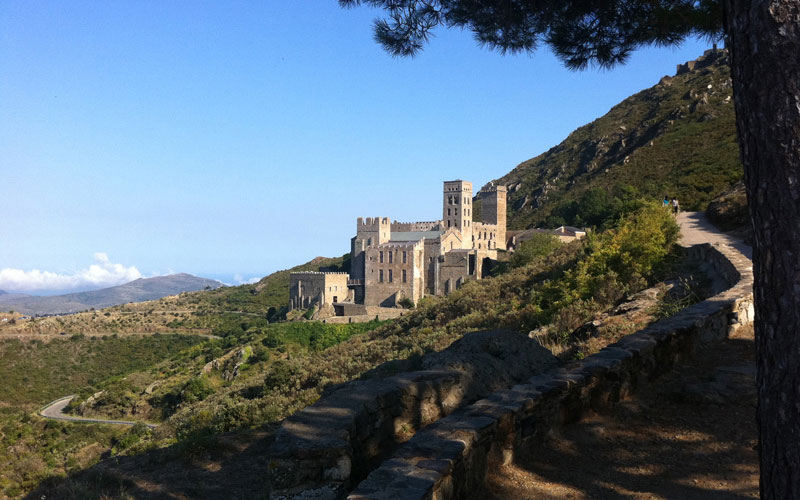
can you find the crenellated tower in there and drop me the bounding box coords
[350,217,391,282]
[479,184,507,250]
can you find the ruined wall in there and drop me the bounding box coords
[289,272,349,310]
[436,250,471,296]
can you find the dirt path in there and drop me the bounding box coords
[39,395,158,429]
[677,211,752,258]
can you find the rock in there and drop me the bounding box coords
[422,330,559,401]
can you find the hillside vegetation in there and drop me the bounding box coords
[1,255,349,339]
[0,334,206,497]
[70,203,678,450]
[495,49,741,229]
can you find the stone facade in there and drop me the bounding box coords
[289,272,349,311]
[349,180,507,307]
[363,240,425,307]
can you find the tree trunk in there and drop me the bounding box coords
[724,1,800,497]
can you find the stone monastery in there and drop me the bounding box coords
[289,180,506,314]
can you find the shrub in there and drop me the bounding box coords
[510,233,563,268]
[180,377,214,404]
[397,297,415,309]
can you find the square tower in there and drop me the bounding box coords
[443,180,473,248]
[480,184,507,250]
[351,217,391,282]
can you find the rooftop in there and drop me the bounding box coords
[388,230,443,242]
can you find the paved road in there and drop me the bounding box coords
[677,211,752,259]
[39,395,158,428]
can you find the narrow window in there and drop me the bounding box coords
[380,251,384,263]
[379,269,384,282]
[402,251,407,264]
[447,220,451,228]
[447,208,451,216]
[388,270,393,283]
[402,269,407,283]
[389,251,393,264]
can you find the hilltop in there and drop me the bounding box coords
[491,49,741,229]
[0,274,223,316]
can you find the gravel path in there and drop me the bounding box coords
[677,211,752,259]
[39,395,158,428]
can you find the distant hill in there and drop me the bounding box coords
[0,274,223,316]
[489,49,741,230]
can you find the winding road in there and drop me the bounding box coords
[39,395,158,428]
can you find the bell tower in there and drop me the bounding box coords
[442,180,473,248]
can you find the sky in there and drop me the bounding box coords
[0,2,714,294]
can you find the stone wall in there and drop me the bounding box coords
[364,241,425,307]
[391,221,441,232]
[267,331,558,499]
[347,242,754,500]
[289,272,349,311]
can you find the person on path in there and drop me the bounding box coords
[672,198,680,214]
[663,196,670,208]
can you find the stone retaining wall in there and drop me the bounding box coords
[268,331,558,499]
[347,242,754,500]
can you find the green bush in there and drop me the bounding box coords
[397,297,415,309]
[510,233,563,268]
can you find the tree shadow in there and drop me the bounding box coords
[25,426,278,500]
[477,334,758,500]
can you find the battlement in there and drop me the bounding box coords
[478,184,507,194]
[676,47,726,76]
[444,179,472,192]
[290,271,349,276]
[357,216,391,230]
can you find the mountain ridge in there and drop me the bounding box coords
[492,49,741,229]
[0,273,223,316]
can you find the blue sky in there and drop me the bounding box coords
[0,2,713,292]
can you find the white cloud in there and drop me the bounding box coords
[234,274,260,285]
[0,253,143,293]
